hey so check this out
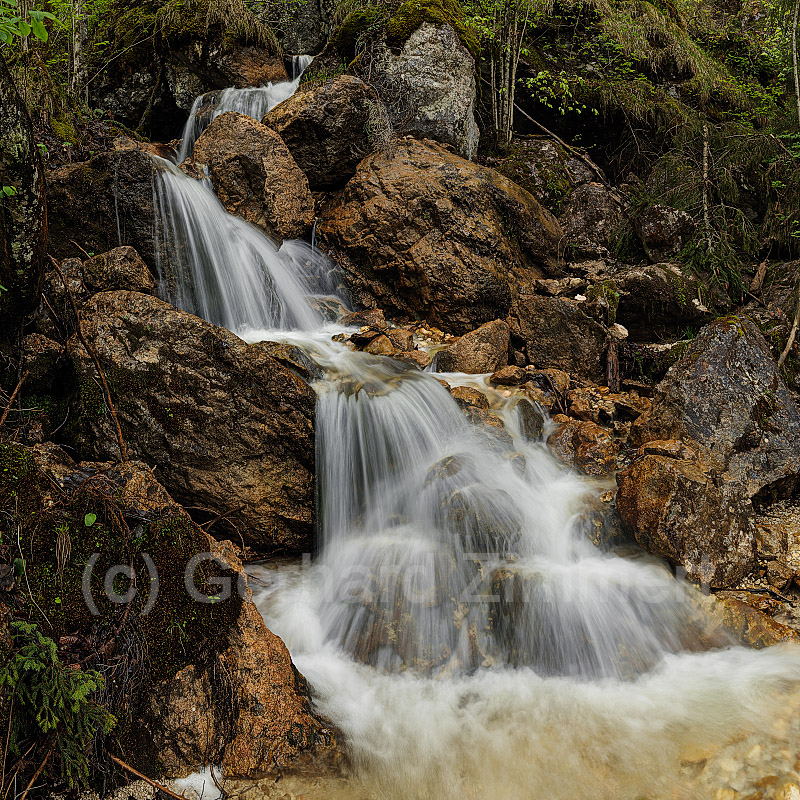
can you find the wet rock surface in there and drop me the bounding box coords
[193,112,315,240]
[64,290,317,552]
[263,75,377,190]
[318,138,564,334]
[435,320,510,373]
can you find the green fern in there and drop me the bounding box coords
[0,620,116,789]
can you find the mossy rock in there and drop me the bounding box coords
[386,0,480,59]
[329,6,388,61]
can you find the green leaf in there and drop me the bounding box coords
[84,513,97,527]
[13,557,25,576]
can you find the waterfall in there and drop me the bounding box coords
[151,157,335,334]
[152,68,800,800]
[176,56,313,163]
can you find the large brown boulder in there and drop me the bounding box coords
[1,440,332,779]
[64,291,316,552]
[508,295,608,380]
[318,138,564,334]
[558,183,624,258]
[632,316,800,502]
[617,442,755,587]
[193,112,315,241]
[435,320,509,373]
[634,204,695,263]
[263,75,377,190]
[46,148,157,266]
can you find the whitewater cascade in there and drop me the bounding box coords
[176,54,313,162]
[152,70,800,799]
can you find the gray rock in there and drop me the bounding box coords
[370,23,479,160]
[634,204,695,262]
[632,316,800,503]
[558,183,624,258]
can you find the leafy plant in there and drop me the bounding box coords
[0,620,116,788]
[0,0,55,44]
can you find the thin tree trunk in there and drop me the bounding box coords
[71,0,89,103]
[793,0,800,126]
[702,124,712,250]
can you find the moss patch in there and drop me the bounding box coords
[386,0,480,59]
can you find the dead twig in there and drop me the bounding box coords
[18,739,54,800]
[108,754,187,799]
[778,287,800,368]
[0,371,29,429]
[48,255,128,461]
[69,239,92,259]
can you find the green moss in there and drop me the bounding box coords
[330,6,388,60]
[587,280,620,325]
[386,0,480,60]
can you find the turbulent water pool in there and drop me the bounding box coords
[138,62,800,800]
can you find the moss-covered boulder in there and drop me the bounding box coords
[0,440,333,780]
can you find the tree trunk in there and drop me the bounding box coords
[71,0,89,103]
[793,0,800,126]
[0,55,47,333]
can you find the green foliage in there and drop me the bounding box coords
[0,0,54,45]
[0,620,116,788]
[523,69,596,115]
[387,0,481,57]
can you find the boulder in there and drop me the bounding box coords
[558,183,624,258]
[318,139,564,334]
[64,291,316,552]
[81,246,155,294]
[263,75,378,190]
[597,263,710,340]
[435,320,510,373]
[144,541,335,777]
[634,204,695,262]
[632,316,800,502]
[193,112,314,240]
[369,23,479,159]
[617,444,755,588]
[547,416,617,476]
[46,149,157,267]
[1,440,332,779]
[489,137,598,212]
[508,295,608,381]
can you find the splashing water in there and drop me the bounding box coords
[151,157,339,333]
[176,56,313,162]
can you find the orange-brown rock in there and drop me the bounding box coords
[617,445,755,588]
[547,416,617,475]
[318,139,564,334]
[193,112,314,241]
[436,320,510,373]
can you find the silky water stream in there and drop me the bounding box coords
[148,72,800,799]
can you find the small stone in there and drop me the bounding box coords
[489,365,527,386]
[776,783,800,800]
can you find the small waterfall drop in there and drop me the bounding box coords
[152,157,336,334]
[176,56,313,162]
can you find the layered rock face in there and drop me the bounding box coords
[193,111,315,240]
[319,138,564,334]
[65,291,316,553]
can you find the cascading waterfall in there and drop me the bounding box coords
[150,70,800,799]
[176,55,313,163]
[151,157,334,333]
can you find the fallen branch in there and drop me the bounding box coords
[778,287,800,367]
[48,256,128,461]
[108,754,186,799]
[18,740,54,800]
[0,370,28,429]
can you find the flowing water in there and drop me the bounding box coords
[176,55,313,162]
[152,73,800,799]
